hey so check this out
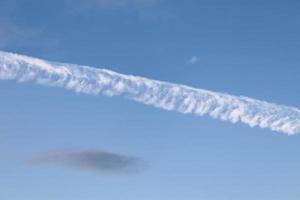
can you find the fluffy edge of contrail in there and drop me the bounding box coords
[0,51,299,135]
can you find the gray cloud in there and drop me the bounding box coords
[28,150,142,174]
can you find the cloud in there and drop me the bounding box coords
[0,19,40,48]
[0,18,57,52]
[66,0,161,13]
[188,56,198,64]
[0,51,299,135]
[0,2,59,50]
[65,0,169,20]
[28,150,142,174]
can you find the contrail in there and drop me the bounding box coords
[0,51,299,135]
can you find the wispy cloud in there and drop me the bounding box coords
[0,2,59,51]
[28,150,142,174]
[0,18,58,53]
[0,19,40,48]
[0,51,299,135]
[188,56,198,64]
[66,0,163,16]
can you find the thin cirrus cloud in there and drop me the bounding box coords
[28,150,142,174]
[0,51,299,135]
[0,17,58,51]
[64,0,165,20]
[0,19,40,48]
[188,56,198,64]
[66,0,161,12]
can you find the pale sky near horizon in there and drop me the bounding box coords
[1,0,300,199]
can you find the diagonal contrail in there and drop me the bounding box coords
[0,51,299,135]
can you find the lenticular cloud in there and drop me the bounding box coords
[0,51,299,135]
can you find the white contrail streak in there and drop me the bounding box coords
[0,51,299,135]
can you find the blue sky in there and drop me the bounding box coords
[1,0,300,199]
